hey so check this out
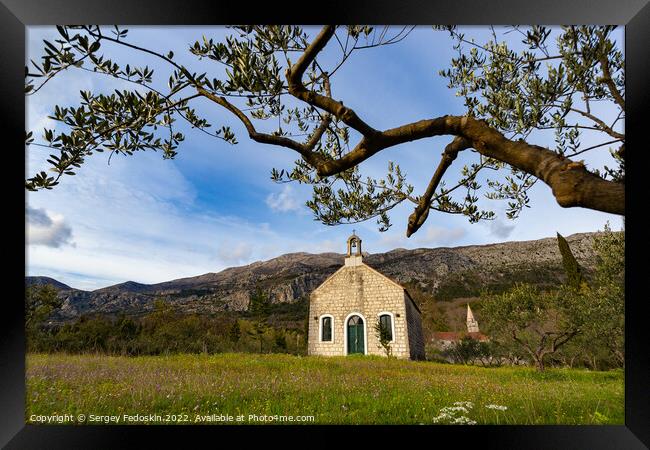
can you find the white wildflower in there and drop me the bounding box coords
[433,401,477,425]
[485,404,508,411]
[453,401,474,409]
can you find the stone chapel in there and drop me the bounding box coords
[307,233,425,360]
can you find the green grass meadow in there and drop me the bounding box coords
[26,353,623,425]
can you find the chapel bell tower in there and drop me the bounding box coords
[345,231,363,266]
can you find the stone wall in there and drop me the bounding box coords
[404,293,425,360]
[308,262,421,359]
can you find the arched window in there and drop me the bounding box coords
[379,313,394,342]
[320,315,333,342]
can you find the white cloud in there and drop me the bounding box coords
[26,207,74,248]
[26,147,273,288]
[217,242,254,265]
[309,239,342,254]
[378,232,409,249]
[266,185,301,212]
[489,217,516,239]
[418,225,466,246]
[378,225,466,249]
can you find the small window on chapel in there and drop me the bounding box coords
[379,314,393,341]
[321,316,332,342]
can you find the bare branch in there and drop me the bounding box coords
[564,139,623,158]
[406,137,471,237]
[286,25,379,137]
[568,108,624,140]
[598,54,625,110]
[197,87,327,168]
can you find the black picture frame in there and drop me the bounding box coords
[3,0,648,447]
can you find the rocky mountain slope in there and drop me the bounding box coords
[25,276,72,291]
[27,232,602,322]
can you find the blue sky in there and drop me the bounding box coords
[25,26,624,290]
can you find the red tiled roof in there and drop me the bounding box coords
[433,331,461,341]
[467,332,490,342]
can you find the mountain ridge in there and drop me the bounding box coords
[27,231,604,322]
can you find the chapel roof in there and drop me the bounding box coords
[311,234,422,314]
[311,261,422,314]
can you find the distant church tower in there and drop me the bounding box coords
[466,304,479,333]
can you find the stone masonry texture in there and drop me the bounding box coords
[308,262,425,360]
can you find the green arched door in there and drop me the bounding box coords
[347,315,365,354]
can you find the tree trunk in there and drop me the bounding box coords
[615,350,625,368]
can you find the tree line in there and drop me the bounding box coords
[26,293,308,356]
[427,225,624,371]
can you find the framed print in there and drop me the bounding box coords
[2,0,649,447]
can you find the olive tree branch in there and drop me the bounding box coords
[598,54,625,110]
[406,136,471,236]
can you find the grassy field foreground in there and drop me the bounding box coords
[26,353,623,425]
